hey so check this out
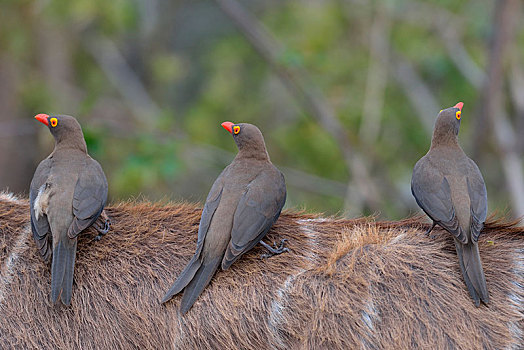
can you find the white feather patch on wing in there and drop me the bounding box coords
[34,184,50,220]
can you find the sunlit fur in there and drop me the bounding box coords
[0,195,522,349]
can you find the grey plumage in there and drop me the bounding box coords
[30,114,108,306]
[162,122,286,314]
[411,102,489,306]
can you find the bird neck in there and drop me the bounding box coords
[53,136,88,154]
[430,127,460,150]
[234,135,271,161]
[236,146,270,162]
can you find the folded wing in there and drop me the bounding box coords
[68,158,108,238]
[411,159,466,243]
[222,169,286,269]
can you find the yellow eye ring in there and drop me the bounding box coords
[50,118,58,127]
[233,125,240,134]
[456,111,461,120]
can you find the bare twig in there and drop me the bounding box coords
[391,51,439,134]
[473,0,517,153]
[508,55,524,152]
[36,20,82,112]
[83,35,162,128]
[359,4,391,144]
[391,1,485,88]
[437,25,485,89]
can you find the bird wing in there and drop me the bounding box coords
[30,158,52,259]
[411,159,467,243]
[194,177,224,256]
[222,169,286,269]
[67,158,108,238]
[466,159,487,242]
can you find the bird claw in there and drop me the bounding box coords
[425,231,437,240]
[274,238,287,250]
[425,230,437,240]
[424,223,436,239]
[259,239,289,259]
[94,219,111,241]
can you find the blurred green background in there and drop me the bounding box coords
[1,0,523,220]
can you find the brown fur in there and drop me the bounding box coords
[0,193,522,349]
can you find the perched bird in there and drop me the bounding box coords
[30,114,110,306]
[411,102,489,307]
[162,122,287,314]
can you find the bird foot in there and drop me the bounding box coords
[425,223,436,239]
[94,218,111,241]
[260,239,289,259]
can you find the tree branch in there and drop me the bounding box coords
[82,34,162,129]
[390,51,439,134]
[392,1,485,88]
[475,0,524,219]
[359,3,391,144]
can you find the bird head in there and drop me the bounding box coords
[34,114,87,150]
[433,102,463,140]
[221,121,269,160]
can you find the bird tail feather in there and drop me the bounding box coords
[161,254,203,304]
[51,238,77,306]
[178,256,222,315]
[454,238,489,306]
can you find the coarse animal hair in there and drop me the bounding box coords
[0,192,522,349]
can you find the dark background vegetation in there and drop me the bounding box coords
[1,0,523,220]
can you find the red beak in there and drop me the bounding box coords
[454,102,464,111]
[221,121,234,133]
[35,113,50,126]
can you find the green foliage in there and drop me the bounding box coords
[20,79,54,115]
[150,53,188,86]
[110,135,181,197]
[275,120,346,180]
[45,0,138,34]
[1,0,514,218]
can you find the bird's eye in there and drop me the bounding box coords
[456,111,461,120]
[439,109,443,113]
[50,118,58,127]
[233,125,240,134]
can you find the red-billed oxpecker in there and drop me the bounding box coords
[411,102,489,306]
[162,122,287,314]
[30,114,110,306]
